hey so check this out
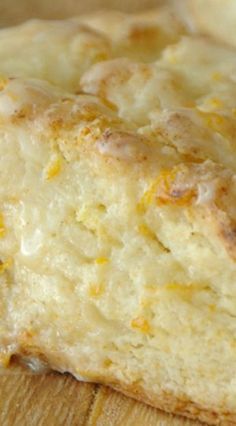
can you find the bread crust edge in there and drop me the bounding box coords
[111,381,236,425]
[10,349,236,426]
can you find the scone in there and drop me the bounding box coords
[0,6,186,90]
[1,4,236,425]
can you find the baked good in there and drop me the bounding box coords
[0,6,186,90]
[0,19,111,91]
[1,4,236,425]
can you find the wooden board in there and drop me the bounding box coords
[0,1,202,424]
[0,365,202,426]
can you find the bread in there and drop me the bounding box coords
[0,6,186,90]
[1,5,236,425]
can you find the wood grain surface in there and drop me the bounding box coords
[0,365,202,426]
[0,1,202,425]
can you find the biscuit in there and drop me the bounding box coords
[1,5,236,424]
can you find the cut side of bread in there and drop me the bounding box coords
[1,5,236,425]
